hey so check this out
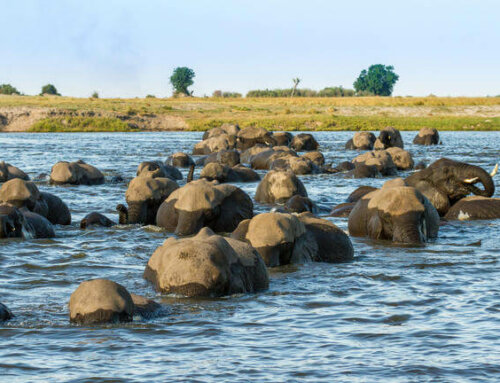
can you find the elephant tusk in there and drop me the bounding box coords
[463,177,479,184]
[491,163,498,177]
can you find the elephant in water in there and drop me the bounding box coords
[413,128,440,145]
[348,179,440,245]
[405,158,497,216]
[0,178,71,225]
[50,160,105,185]
[0,161,29,182]
[0,203,55,239]
[156,179,253,236]
[374,127,404,149]
[444,196,500,220]
[144,227,269,297]
[117,175,179,225]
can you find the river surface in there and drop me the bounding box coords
[0,131,499,382]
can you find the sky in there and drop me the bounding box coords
[1,0,499,98]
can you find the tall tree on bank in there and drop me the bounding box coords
[290,78,301,97]
[170,67,195,96]
[353,64,399,96]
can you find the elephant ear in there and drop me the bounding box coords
[212,185,253,233]
[156,189,180,230]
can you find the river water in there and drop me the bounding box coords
[0,131,499,382]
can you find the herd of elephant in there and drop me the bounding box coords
[0,125,499,324]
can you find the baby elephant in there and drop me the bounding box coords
[80,212,115,229]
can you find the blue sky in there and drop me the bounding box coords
[1,0,499,97]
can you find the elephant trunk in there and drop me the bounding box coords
[460,165,495,197]
[116,204,129,224]
[175,210,204,236]
[392,214,426,245]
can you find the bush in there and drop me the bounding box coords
[0,84,21,95]
[246,87,355,98]
[91,91,99,98]
[146,94,156,98]
[30,117,137,132]
[40,84,60,96]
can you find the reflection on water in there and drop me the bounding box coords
[0,131,499,382]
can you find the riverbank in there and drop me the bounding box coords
[1,95,499,132]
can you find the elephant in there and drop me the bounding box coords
[0,203,26,238]
[0,302,13,321]
[285,195,316,214]
[255,170,308,204]
[144,227,269,297]
[193,133,237,155]
[290,133,319,151]
[202,123,240,140]
[156,179,253,236]
[117,176,179,225]
[50,160,105,185]
[240,144,269,164]
[166,152,195,168]
[374,127,404,149]
[231,212,317,266]
[0,161,29,182]
[385,147,414,170]
[272,131,293,146]
[0,178,71,225]
[137,161,182,181]
[405,158,497,216]
[347,163,380,178]
[296,212,354,263]
[202,149,240,167]
[270,156,318,175]
[80,212,115,229]
[21,209,56,238]
[250,147,297,170]
[329,186,378,217]
[69,279,160,324]
[231,212,354,266]
[200,163,260,183]
[326,161,355,174]
[301,151,325,167]
[345,132,376,150]
[444,197,500,220]
[236,126,276,150]
[352,150,397,176]
[413,128,440,145]
[348,179,440,244]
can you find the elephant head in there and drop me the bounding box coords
[0,203,25,238]
[50,160,105,185]
[348,179,440,245]
[156,179,253,236]
[117,176,179,225]
[374,127,404,149]
[405,158,497,215]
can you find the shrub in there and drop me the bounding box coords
[40,84,60,96]
[146,94,156,98]
[0,84,21,95]
[91,91,99,98]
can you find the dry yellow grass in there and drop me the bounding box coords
[0,95,499,132]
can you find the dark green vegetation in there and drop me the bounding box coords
[170,67,195,96]
[0,84,21,95]
[246,86,355,97]
[40,84,60,96]
[354,64,399,96]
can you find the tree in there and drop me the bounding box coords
[0,84,21,95]
[170,67,195,96]
[40,84,60,96]
[353,64,399,96]
[91,91,99,98]
[290,78,301,97]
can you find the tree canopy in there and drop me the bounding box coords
[40,84,60,96]
[0,84,21,95]
[353,64,399,96]
[170,67,195,96]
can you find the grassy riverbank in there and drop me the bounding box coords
[1,95,499,132]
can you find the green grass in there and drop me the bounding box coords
[30,117,140,132]
[187,115,500,132]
